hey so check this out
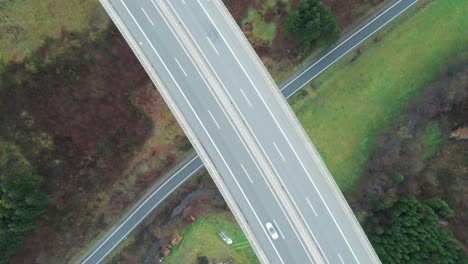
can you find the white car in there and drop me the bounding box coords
[265,222,279,240]
[219,231,233,245]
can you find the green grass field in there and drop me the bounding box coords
[241,0,292,47]
[0,0,107,63]
[241,8,277,46]
[165,211,259,264]
[418,121,446,160]
[291,0,467,191]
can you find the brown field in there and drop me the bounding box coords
[0,25,190,263]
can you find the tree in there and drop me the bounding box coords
[0,144,47,263]
[286,0,340,49]
[426,198,454,220]
[368,196,465,263]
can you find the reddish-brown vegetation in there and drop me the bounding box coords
[0,25,189,263]
[321,0,385,30]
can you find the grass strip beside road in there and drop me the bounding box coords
[291,0,467,192]
[418,121,447,161]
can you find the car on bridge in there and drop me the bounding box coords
[266,222,279,240]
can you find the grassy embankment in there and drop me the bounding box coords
[418,121,447,160]
[290,0,467,191]
[0,0,106,63]
[164,211,259,264]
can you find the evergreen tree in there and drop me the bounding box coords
[286,0,340,49]
[0,145,47,263]
[368,196,465,263]
[426,198,454,220]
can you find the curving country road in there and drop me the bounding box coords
[76,1,418,263]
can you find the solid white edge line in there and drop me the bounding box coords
[206,36,220,55]
[281,0,403,90]
[273,142,286,162]
[240,88,253,108]
[141,7,154,26]
[240,163,254,184]
[174,57,188,77]
[208,110,221,129]
[273,219,286,240]
[306,197,318,217]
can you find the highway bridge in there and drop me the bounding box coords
[78,0,418,263]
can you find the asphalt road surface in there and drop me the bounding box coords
[93,0,321,263]
[78,0,418,263]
